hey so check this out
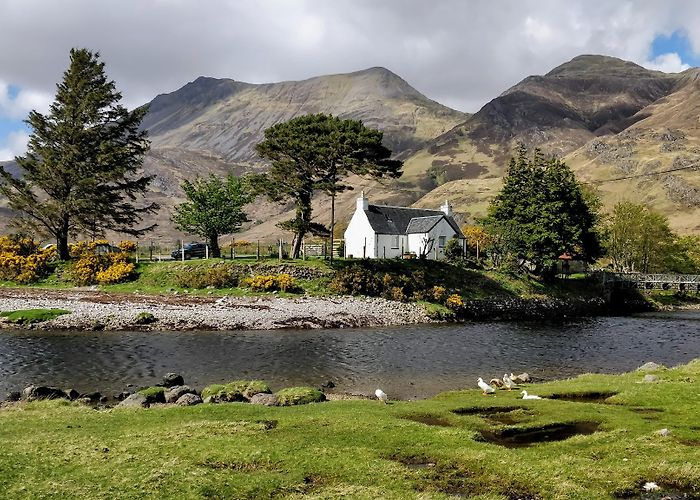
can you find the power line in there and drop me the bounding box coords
[585,162,700,185]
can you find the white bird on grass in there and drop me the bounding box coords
[502,373,516,391]
[521,390,542,400]
[477,378,496,395]
[375,389,388,403]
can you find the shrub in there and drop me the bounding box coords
[118,240,138,253]
[275,387,326,406]
[242,274,300,293]
[329,266,381,296]
[175,265,239,289]
[0,235,54,284]
[69,242,135,285]
[202,380,271,402]
[432,286,447,302]
[445,294,464,311]
[444,237,464,261]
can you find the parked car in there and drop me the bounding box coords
[171,242,207,260]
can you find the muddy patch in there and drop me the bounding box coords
[614,484,700,499]
[388,454,437,470]
[452,405,522,416]
[679,438,700,447]
[403,414,454,427]
[547,391,617,403]
[630,408,664,420]
[477,421,600,448]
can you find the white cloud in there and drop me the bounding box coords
[0,129,30,161]
[0,80,52,120]
[643,52,691,73]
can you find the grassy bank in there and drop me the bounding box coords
[1,361,698,498]
[0,257,604,302]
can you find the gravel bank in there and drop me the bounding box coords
[0,288,430,330]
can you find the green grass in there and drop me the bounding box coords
[0,308,70,324]
[1,361,698,498]
[647,290,700,307]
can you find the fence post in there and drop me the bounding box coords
[149,241,153,262]
[181,240,185,262]
[257,240,260,261]
[205,244,209,260]
[278,239,283,261]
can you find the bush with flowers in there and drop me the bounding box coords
[69,241,135,285]
[0,235,55,284]
[242,273,300,293]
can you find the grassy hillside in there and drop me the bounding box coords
[0,361,698,498]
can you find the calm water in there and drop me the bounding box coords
[1,311,699,400]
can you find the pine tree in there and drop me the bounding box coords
[171,174,251,258]
[485,146,601,276]
[255,114,402,259]
[0,48,157,260]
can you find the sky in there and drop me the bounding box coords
[2,0,700,161]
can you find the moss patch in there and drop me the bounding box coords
[0,308,70,324]
[275,387,326,406]
[201,380,271,402]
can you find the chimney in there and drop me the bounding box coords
[357,191,369,211]
[440,200,452,217]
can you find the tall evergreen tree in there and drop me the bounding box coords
[171,174,251,258]
[255,114,402,259]
[0,48,157,260]
[484,146,601,277]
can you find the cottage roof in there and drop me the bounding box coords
[364,204,464,237]
[405,215,444,234]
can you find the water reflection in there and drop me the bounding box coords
[0,312,698,400]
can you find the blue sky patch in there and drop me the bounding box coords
[651,30,699,66]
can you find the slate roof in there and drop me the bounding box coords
[364,204,464,237]
[405,215,444,234]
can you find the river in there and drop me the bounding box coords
[1,311,698,400]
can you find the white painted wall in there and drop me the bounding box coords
[344,208,375,258]
[376,234,407,259]
[407,218,462,259]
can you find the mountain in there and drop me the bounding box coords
[2,56,700,242]
[410,55,700,233]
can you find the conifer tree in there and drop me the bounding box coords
[0,48,157,260]
[255,114,402,259]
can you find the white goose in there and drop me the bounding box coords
[375,389,388,404]
[477,377,496,395]
[521,390,542,400]
[502,373,516,391]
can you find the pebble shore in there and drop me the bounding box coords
[0,288,430,330]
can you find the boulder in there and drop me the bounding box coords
[114,392,131,401]
[656,428,671,437]
[250,393,279,406]
[175,393,202,406]
[637,362,664,372]
[77,397,93,405]
[79,391,102,402]
[643,374,658,383]
[64,389,80,400]
[165,385,196,403]
[117,393,149,408]
[5,391,21,402]
[22,386,70,401]
[163,373,185,388]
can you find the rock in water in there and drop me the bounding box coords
[117,393,149,408]
[6,391,21,402]
[163,373,185,387]
[175,393,202,406]
[250,393,279,406]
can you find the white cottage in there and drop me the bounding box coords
[344,192,465,259]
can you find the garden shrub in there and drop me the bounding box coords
[118,240,138,253]
[329,266,381,296]
[275,387,326,406]
[0,235,54,284]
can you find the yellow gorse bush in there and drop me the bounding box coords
[242,273,299,292]
[0,235,54,284]
[70,242,135,285]
[445,293,464,310]
[118,240,138,253]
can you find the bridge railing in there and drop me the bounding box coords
[597,271,700,291]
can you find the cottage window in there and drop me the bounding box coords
[438,236,446,248]
[391,235,399,249]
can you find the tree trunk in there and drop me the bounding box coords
[329,192,335,263]
[57,215,70,261]
[291,194,312,259]
[209,233,221,258]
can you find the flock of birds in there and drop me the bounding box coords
[374,373,542,404]
[477,374,541,399]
